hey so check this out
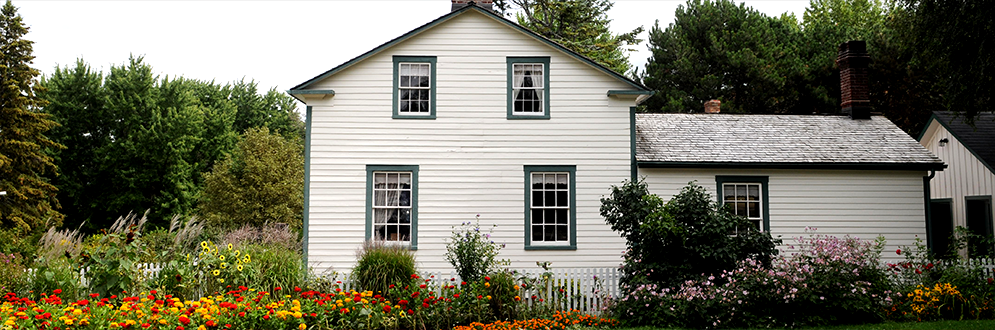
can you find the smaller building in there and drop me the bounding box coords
[919,112,995,256]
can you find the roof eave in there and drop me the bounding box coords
[637,161,947,171]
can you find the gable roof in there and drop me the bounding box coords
[924,111,995,173]
[637,114,945,171]
[288,2,648,93]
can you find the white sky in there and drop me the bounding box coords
[17,0,810,106]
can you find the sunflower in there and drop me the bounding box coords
[213,270,220,276]
[227,243,233,250]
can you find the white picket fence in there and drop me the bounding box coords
[326,267,621,314]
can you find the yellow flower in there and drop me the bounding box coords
[299,323,307,330]
[228,243,233,250]
[201,241,208,249]
[64,319,74,325]
[109,322,120,329]
[486,295,492,300]
[73,309,82,315]
[219,278,225,283]
[237,264,244,271]
[244,255,251,263]
[235,250,241,257]
[220,255,226,261]
[485,282,490,288]
[221,262,228,269]
[213,270,220,276]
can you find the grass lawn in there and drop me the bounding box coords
[616,320,995,330]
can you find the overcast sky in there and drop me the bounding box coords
[17,0,810,106]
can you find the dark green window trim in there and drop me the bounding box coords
[629,106,637,182]
[715,176,771,232]
[965,195,994,237]
[302,106,312,263]
[507,57,551,120]
[366,165,419,250]
[392,56,437,119]
[524,165,576,250]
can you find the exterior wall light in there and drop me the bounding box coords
[939,138,949,147]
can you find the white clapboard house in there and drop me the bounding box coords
[288,1,945,272]
[919,112,995,256]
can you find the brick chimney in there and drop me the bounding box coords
[452,0,494,12]
[837,41,871,119]
[704,99,721,113]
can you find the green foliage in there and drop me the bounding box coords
[0,0,65,244]
[354,240,416,295]
[198,127,304,231]
[239,243,307,292]
[600,179,780,288]
[78,212,151,297]
[39,57,303,232]
[642,0,813,114]
[487,270,519,320]
[511,0,643,74]
[445,216,505,283]
[0,252,28,294]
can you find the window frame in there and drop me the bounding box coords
[715,176,770,232]
[392,56,437,119]
[524,165,576,250]
[507,57,551,120]
[365,165,419,249]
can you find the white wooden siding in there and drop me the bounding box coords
[640,168,928,261]
[920,119,995,230]
[303,11,633,272]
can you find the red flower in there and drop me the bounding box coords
[294,287,302,292]
[275,287,282,291]
[453,293,460,298]
[407,309,414,315]
[206,320,217,327]
[915,269,922,274]
[383,305,391,313]
[150,290,157,295]
[422,302,430,308]
[419,284,427,289]
[399,299,408,305]
[485,276,491,281]
[411,292,420,298]
[53,289,62,294]
[353,295,362,303]
[896,249,902,255]
[461,281,467,286]
[178,316,191,325]
[142,323,151,328]
[176,326,184,330]
[89,293,99,298]
[263,315,271,320]
[238,312,246,317]
[988,278,993,284]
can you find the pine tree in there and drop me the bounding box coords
[0,0,64,240]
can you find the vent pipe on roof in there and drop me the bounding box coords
[837,41,871,120]
[704,99,721,113]
[452,0,494,12]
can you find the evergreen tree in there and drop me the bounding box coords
[0,0,64,244]
[511,0,642,74]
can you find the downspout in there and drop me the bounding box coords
[923,169,936,252]
[302,106,313,266]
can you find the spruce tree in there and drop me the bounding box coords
[0,0,64,242]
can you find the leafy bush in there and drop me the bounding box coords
[887,237,995,321]
[600,180,780,289]
[353,240,416,294]
[0,253,28,294]
[240,243,307,291]
[194,240,257,295]
[445,216,504,283]
[79,212,151,297]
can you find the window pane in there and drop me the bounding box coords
[544,225,556,241]
[374,191,386,206]
[399,100,409,113]
[387,209,398,223]
[556,174,567,189]
[419,101,429,112]
[556,209,568,224]
[531,209,543,224]
[387,190,398,206]
[544,175,555,189]
[419,64,429,76]
[374,225,386,240]
[399,225,411,241]
[748,185,760,201]
[399,174,411,188]
[399,191,410,207]
[374,173,386,188]
[387,225,399,241]
[400,76,410,87]
[556,225,567,241]
[532,191,543,207]
[723,184,734,201]
[532,226,543,241]
[419,89,429,100]
[556,191,567,206]
[374,209,388,223]
[736,185,747,200]
[748,202,760,218]
[545,191,556,206]
[544,209,555,224]
[399,64,411,76]
[399,209,411,224]
[419,76,430,88]
[735,202,746,216]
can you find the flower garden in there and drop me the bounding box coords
[3,182,995,329]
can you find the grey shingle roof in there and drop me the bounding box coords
[933,111,995,171]
[636,114,945,170]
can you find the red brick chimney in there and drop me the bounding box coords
[837,41,871,119]
[452,0,494,12]
[704,99,721,113]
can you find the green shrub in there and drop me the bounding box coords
[0,253,28,294]
[354,240,416,294]
[601,180,781,289]
[445,216,504,283]
[79,212,151,297]
[241,243,307,291]
[487,270,519,321]
[29,225,85,299]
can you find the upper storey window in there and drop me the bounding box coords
[507,57,550,119]
[393,56,437,119]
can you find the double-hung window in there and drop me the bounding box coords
[393,56,436,119]
[716,176,770,233]
[524,165,576,249]
[507,57,550,119]
[366,165,419,248]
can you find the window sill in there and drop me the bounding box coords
[525,245,576,251]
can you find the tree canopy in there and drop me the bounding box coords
[509,0,643,75]
[40,58,303,231]
[0,0,64,246]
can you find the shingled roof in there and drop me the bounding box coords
[636,114,945,170]
[931,111,995,171]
